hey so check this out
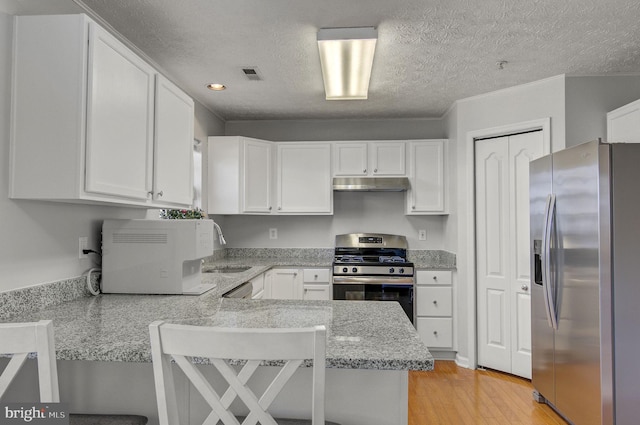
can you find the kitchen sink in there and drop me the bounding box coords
[203,266,251,274]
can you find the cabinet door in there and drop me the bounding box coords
[407,140,447,214]
[85,22,155,200]
[333,142,368,176]
[370,142,406,176]
[269,269,301,300]
[276,143,332,214]
[607,99,640,143]
[153,75,194,207]
[243,139,272,213]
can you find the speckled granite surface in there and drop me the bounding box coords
[0,274,100,321]
[5,295,434,371]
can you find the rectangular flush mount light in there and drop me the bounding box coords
[317,27,377,100]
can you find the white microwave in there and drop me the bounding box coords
[102,219,215,295]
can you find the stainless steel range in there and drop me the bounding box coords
[332,233,415,324]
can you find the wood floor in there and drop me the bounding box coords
[409,361,568,425]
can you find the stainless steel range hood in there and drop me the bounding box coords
[332,177,410,192]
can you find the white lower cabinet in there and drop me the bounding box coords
[415,270,454,351]
[264,267,331,300]
[250,273,265,300]
[302,268,331,300]
[267,269,302,300]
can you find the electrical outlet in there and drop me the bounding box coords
[269,228,278,239]
[79,237,88,259]
[418,230,427,241]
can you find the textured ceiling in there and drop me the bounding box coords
[8,0,640,120]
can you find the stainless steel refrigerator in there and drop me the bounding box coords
[530,140,640,425]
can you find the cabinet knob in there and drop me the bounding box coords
[433,300,438,305]
[412,205,416,210]
[147,191,153,197]
[521,284,529,291]
[373,168,378,173]
[157,191,164,197]
[363,169,367,173]
[269,206,272,210]
[278,206,282,210]
[433,331,438,336]
[433,276,437,281]
[314,274,318,279]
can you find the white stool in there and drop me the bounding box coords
[149,321,341,425]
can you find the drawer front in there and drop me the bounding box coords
[303,284,331,300]
[416,286,452,316]
[416,317,453,348]
[416,270,452,286]
[303,268,330,283]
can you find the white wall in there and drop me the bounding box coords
[220,191,445,249]
[0,13,225,292]
[451,75,566,366]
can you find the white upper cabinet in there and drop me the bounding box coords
[333,141,405,176]
[607,99,640,143]
[153,75,195,207]
[10,14,194,208]
[276,143,333,214]
[406,140,448,215]
[208,136,273,214]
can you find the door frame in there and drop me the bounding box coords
[462,118,553,370]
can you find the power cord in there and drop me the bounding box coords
[85,267,101,296]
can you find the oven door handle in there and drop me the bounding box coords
[332,276,414,285]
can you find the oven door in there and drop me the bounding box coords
[333,276,415,324]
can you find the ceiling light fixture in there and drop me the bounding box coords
[206,83,226,91]
[317,27,377,100]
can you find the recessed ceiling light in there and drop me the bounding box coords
[206,83,226,91]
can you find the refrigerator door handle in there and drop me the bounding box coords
[542,194,559,330]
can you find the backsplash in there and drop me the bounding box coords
[0,274,100,321]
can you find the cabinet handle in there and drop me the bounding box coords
[521,284,529,291]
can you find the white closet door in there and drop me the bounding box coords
[476,131,543,378]
[476,136,512,371]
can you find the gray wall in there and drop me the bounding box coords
[565,75,640,147]
[225,118,444,141]
[0,13,225,292]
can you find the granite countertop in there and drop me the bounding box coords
[6,294,434,371]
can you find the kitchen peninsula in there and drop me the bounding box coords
[2,276,434,425]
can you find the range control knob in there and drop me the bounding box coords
[352,267,358,273]
[399,268,405,274]
[389,267,395,274]
[342,267,348,273]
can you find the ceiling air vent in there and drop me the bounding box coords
[241,66,263,81]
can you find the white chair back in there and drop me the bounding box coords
[0,320,60,402]
[149,321,327,425]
